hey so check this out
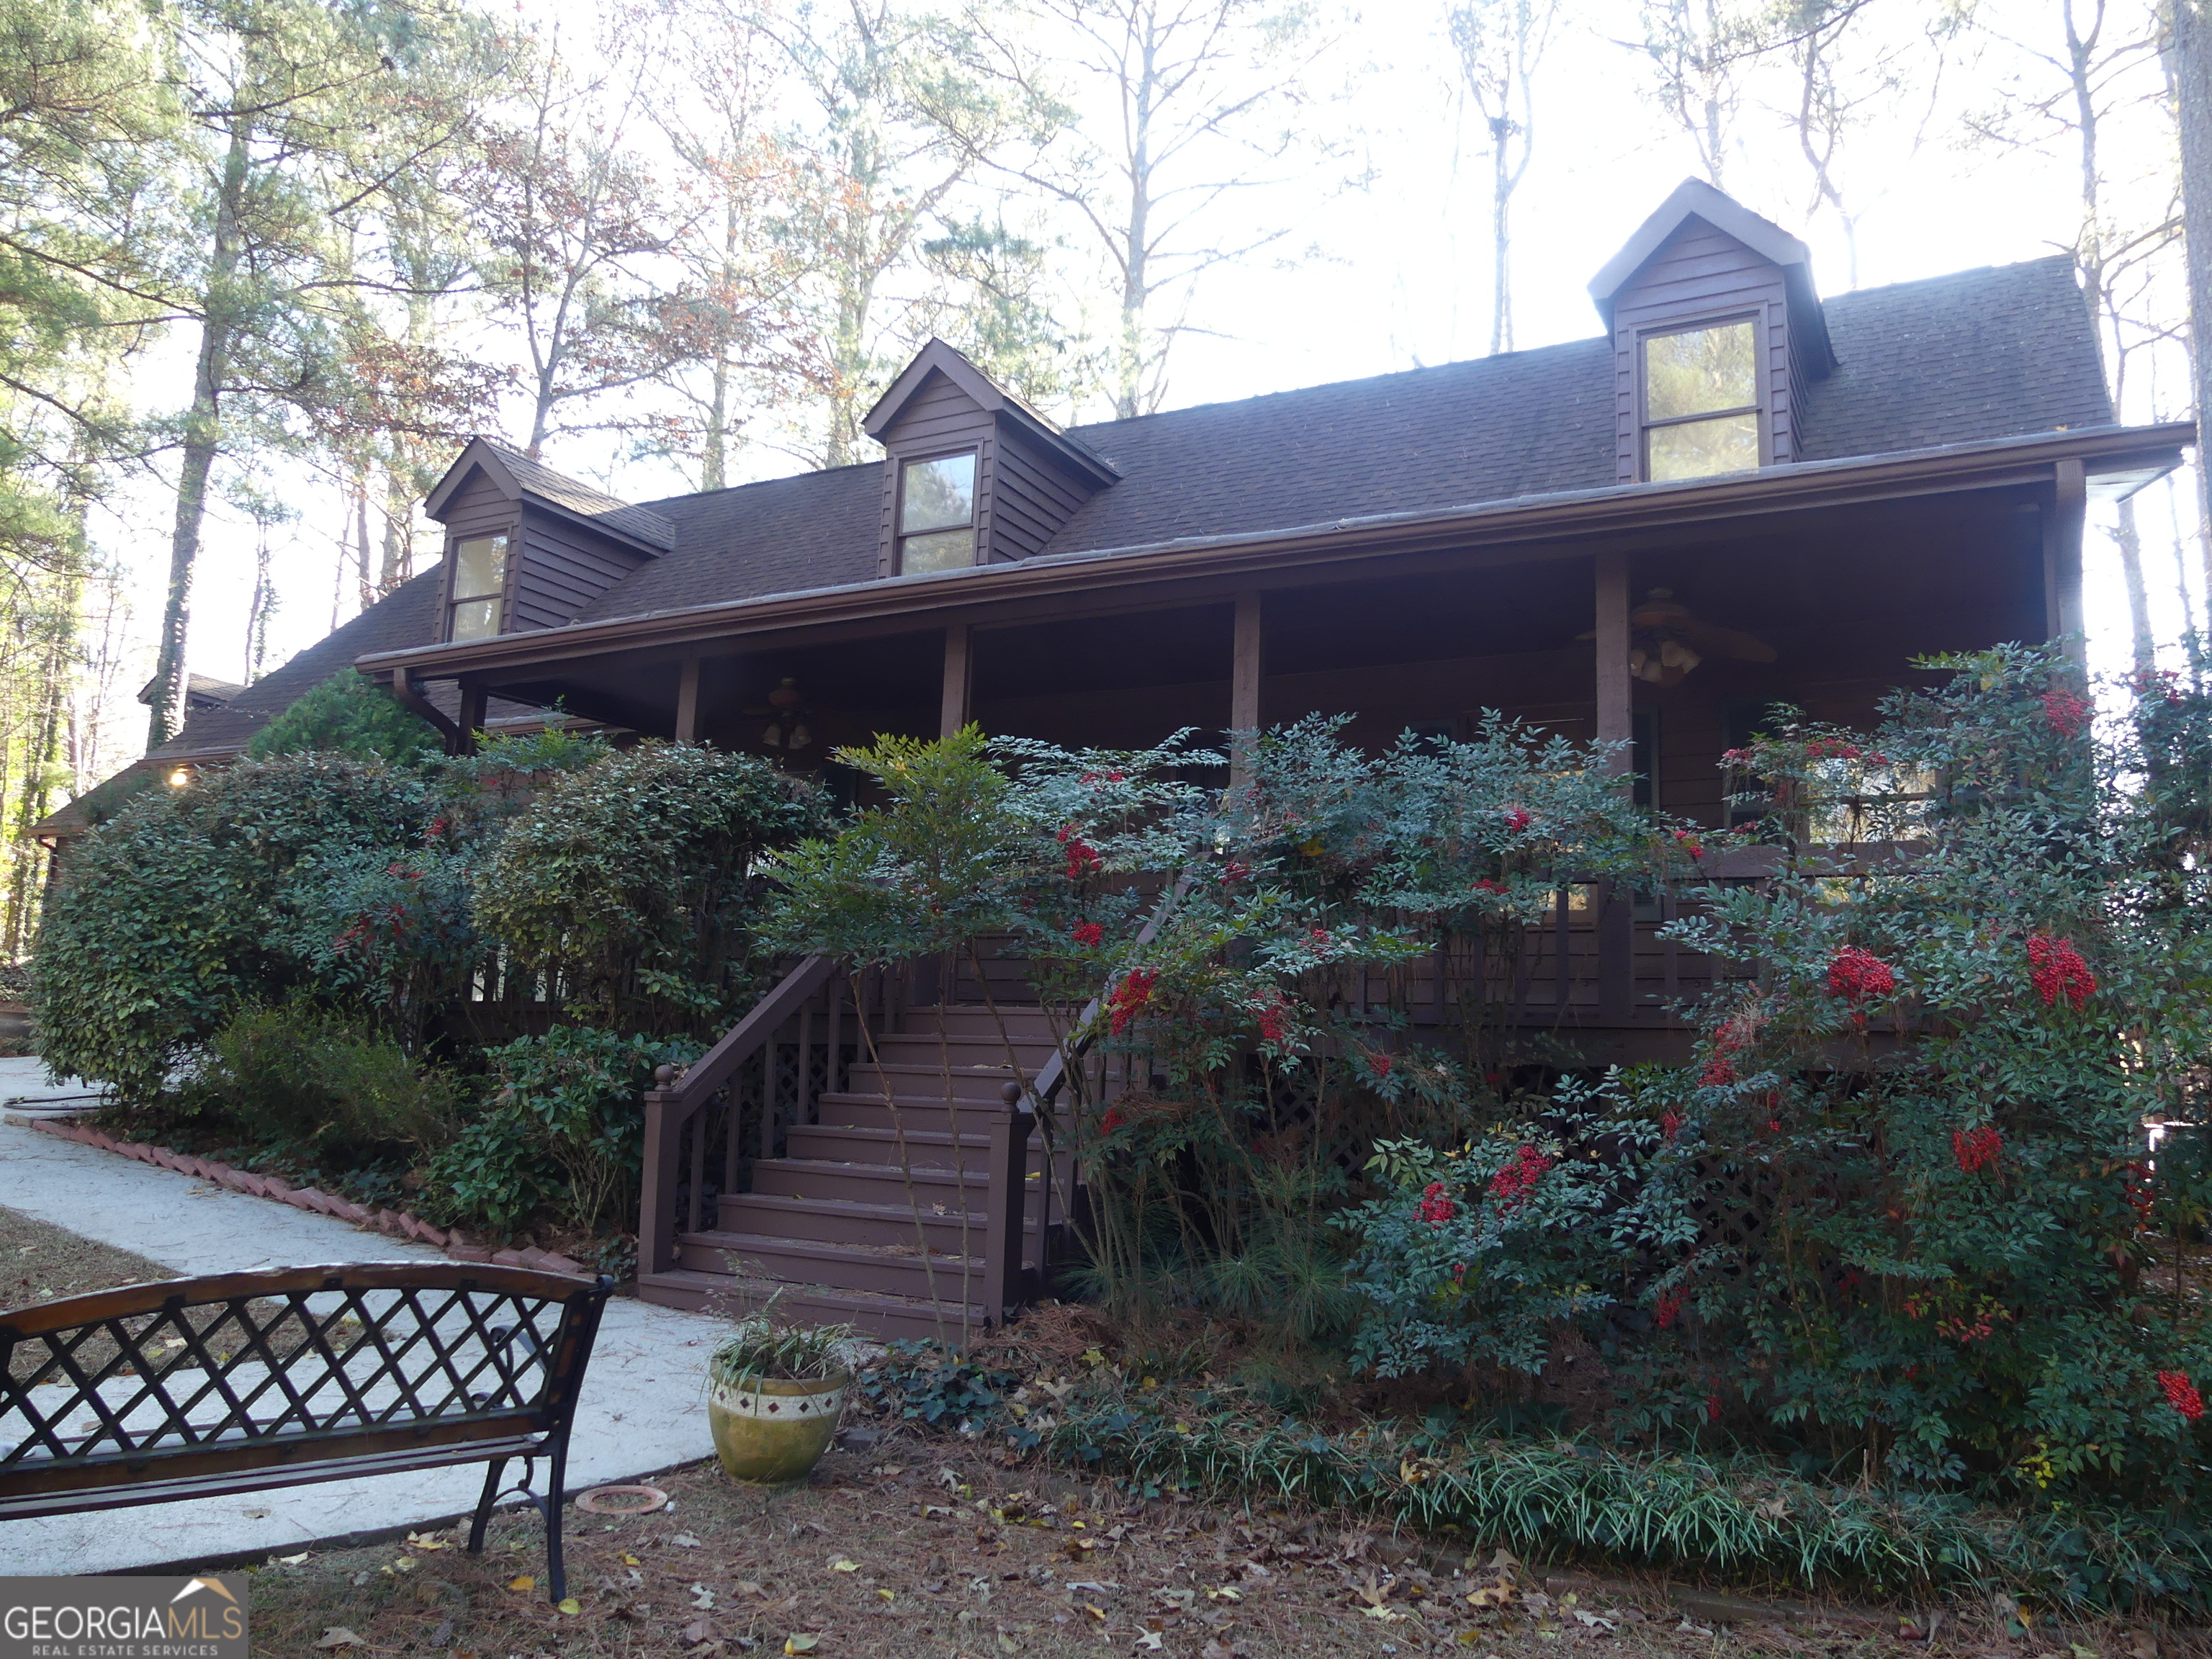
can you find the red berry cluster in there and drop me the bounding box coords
[1366,1049,1393,1079]
[1416,1181,1457,1226]
[1804,738,1862,760]
[1100,1106,1126,1136]
[1488,1144,1552,1208]
[1107,968,1156,1035]
[1655,1290,1686,1329]
[2160,1370,2206,1421]
[1070,920,1105,948]
[2028,934,2095,1010]
[1256,997,1290,1046]
[1502,806,1532,832]
[1827,945,1897,1002]
[2041,688,2091,737]
[1058,824,1101,880]
[2126,1160,2155,1228]
[1951,1125,2002,1174]
[1660,1110,1683,1144]
[1220,860,1249,886]
[1078,768,1126,786]
[1474,877,1506,895]
[1701,1017,1751,1087]
[1671,828,1705,860]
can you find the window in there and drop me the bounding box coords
[1641,318,1761,482]
[898,451,977,574]
[447,533,509,640]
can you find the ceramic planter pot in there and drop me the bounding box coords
[706,1365,850,1484]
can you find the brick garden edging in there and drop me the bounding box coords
[27,1118,588,1276]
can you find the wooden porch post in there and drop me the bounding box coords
[673,657,701,742]
[940,624,973,738]
[1593,554,1634,1025]
[2044,457,2087,672]
[1228,590,1262,791]
[454,680,487,757]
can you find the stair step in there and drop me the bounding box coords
[634,1268,988,1344]
[834,1065,1032,1104]
[678,1229,988,1298]
[751,1156,1012,1204]
[866,1031,1060,1069]
[786,1123,1050,1173]
[904,1005,1057,1039]
[719,1189,1038,1251]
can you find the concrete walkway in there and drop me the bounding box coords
[0,1096,729,1576]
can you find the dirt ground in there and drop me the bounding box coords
[237,1436,2178,1659]
[0,1202,175,1303]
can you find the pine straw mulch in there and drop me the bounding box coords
[239,1429,2201,1659]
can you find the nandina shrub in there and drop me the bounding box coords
[1627,648,2212,1497]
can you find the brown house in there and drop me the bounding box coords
[50,181,2191,1331]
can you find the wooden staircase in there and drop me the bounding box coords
[637,981,1069,1342]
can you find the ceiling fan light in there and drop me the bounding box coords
[762,722,783,748]
[1627,647,1649,676]
[788,723,813,751]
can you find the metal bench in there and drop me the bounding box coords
[0,1262,611,1601]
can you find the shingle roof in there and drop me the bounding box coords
[480,436,678,550]
[578,254,2107,618]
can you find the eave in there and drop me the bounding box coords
[359,421,2191,684]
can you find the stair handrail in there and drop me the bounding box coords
[637,952,839,1277]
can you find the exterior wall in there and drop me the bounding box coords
[986,429,1094,563]
[508,511,652,633]
[1610,217,1794,481]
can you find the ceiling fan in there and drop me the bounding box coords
[1582,589,1778,688]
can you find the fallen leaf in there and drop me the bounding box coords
[1467,1583,1514,1608]
[1133,1635,1164,1652]
[621,1553,642,1568]
[739,1581,768,1599]
[1207,1586,1241,1602]
[1082,1604,1107,1622]
[1574,1609,1617,1632]
[830,1558,860,1573]
[314,1629,365,1649]
[407,1532,452,1551]
[1362,1604,1409,1623]
[680,1620,713,1646]
[556,1599,582,1617]
[672,1532,703,1548]
[276,1553,310,1566]
[876,1589,895,1602]
[783,1636,819,1655]
[691,1584,717,1609]
[506,1575,536,1593]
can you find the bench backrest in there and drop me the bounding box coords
[0,1263,609,1508]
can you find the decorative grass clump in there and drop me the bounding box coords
[1045,1398,2212,1614]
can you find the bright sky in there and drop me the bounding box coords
[83,0,2194,769]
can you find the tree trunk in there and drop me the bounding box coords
[2117,495,2157,670]
[2175,0,2212,584]
[704,352,731,490]
[1116,20,1158,421]
[1488,119,1511,356]
[146,120,248,752]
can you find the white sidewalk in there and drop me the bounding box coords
[0,1102,726,1575]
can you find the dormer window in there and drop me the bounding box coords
[897,451,978,574]
[448,532,509,639]
[1640,317,1761,481]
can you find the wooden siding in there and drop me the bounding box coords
[508,510,652,633]
[986,428,1095,562]
[1611,217,1794,482]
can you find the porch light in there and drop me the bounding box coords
[166,765,192,788]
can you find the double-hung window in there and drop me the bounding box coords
[447,533,509,640]
[1640,318,1762,482]
[897,451,978,574]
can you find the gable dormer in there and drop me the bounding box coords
[423,438,674,642]
[1588,179,1838,485]
[862,340,1118,579]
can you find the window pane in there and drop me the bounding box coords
[1644,321,1757,420]
[453,533,509,601]
[900,529,976,574]
[1647,413,1760,481]
[450,596,501,640]
[900,454,976,533]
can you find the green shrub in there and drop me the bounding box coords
[186,1003,467,1161]
[33,754,431,1102]
[421,1025,701,1235]
[246,671,441,765]
[475,742,824,1030]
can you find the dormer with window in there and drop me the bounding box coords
[864,340,1118,577]
[1588,179,1837,485]
[423,438,674,641]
